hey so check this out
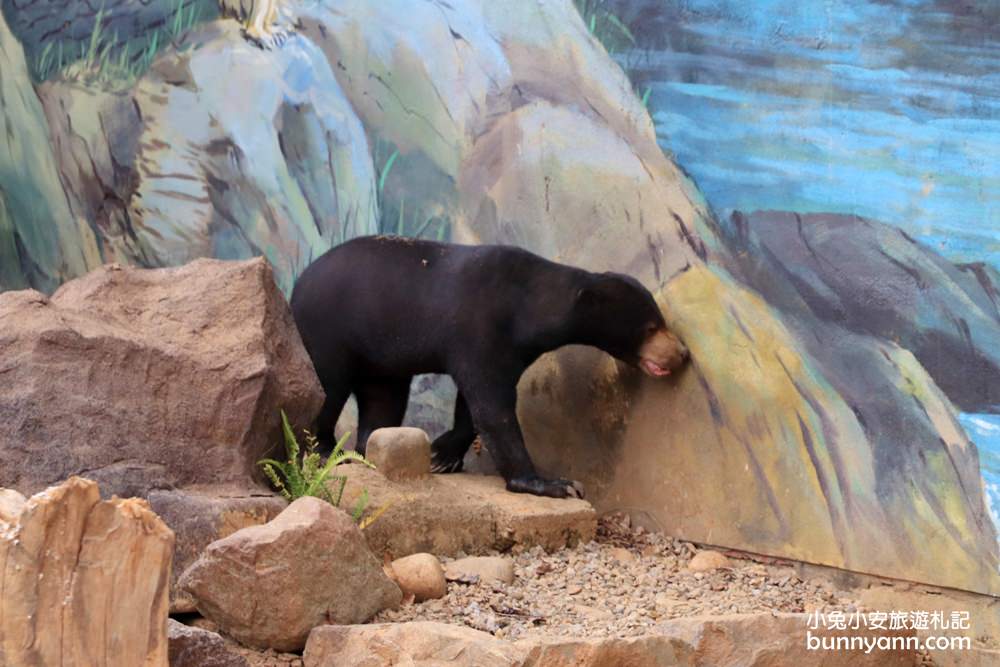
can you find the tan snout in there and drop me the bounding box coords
[638,328,689,377]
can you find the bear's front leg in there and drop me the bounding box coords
[457,370,584,500]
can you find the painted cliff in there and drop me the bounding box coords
[0,0,997,595]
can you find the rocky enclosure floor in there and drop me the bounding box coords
[374,513,858,641]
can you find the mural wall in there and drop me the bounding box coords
[1,0,998,595]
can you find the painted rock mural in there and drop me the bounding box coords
[1,0,998,597]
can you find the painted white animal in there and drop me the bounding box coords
[218,0,289,48]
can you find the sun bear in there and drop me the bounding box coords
[290,236,689,498]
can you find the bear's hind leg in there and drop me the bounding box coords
[355,376,412,455]
[431,393,476,473]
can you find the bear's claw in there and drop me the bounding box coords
[506,475,585,499]
[430,453,464,474]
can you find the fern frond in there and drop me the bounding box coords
[328,430,351,461]
[258,461,288,500]
[303,432,356,497]
[280,410,300,461]
[329,474,348,507]
[351,488,369,522]
[334,450,376,469]
[302,451,321,482]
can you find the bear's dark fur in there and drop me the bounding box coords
[290,236,688,498]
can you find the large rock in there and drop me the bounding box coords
[522,613,916,666]
[0,477,174,666]
[339,465,596,559]
[303,614,917,666]
[179,496,402,652]
[0,258,324,496]
[147,489,288,613]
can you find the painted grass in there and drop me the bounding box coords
[374,137,450,242]
[572,0,655,116]
[31,0,212,89]
[574,0,636,54]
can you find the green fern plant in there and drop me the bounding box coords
[258,411,374,513]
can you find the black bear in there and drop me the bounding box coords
[290,236,689,498]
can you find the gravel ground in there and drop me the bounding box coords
[375,512,859,640]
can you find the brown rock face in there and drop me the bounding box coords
[0,477,174,666]
[179,496,402,652]
[0,258,324,497]
[366,427,432,481]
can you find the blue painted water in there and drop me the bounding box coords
[959,414,1000,534]
[624,0,999,266]
[621,0,1000,532]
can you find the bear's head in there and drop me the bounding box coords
[574,272,689,377]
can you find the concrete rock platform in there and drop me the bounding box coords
[337,466,596,560]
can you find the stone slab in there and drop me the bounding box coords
[338,467,595,559]
[303,613,918,666]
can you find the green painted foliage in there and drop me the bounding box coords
[373,137,451,241]
[31,0,212,89]
[572,0,654,116]
[574,0,636,54]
